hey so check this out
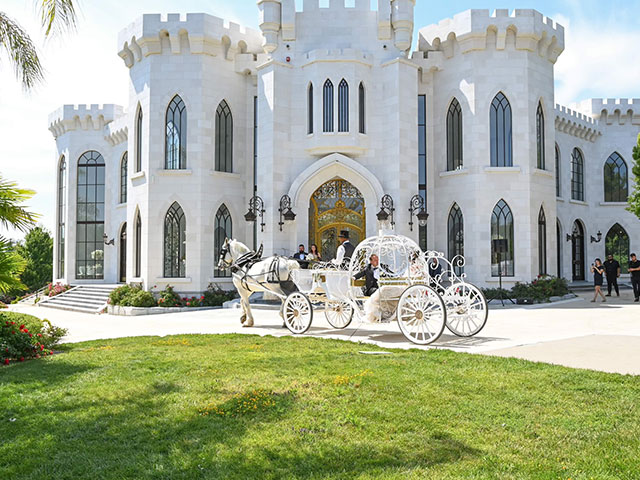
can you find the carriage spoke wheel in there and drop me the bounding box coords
[397,284,446,345]
[324,301,354,329]
[444,283,488,337]
[283,292,313,334]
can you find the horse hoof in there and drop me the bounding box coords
[281,323,287,329]
[242,324,253,328]
[240,314,246,324]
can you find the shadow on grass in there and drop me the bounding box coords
[1,375,480,479]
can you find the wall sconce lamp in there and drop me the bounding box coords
[244,195,266,232]
[408,194,429,231]
[278,194,296,231]
[376,194,395,228]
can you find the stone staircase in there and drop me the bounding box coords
[38,285,118,313]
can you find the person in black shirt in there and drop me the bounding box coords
[629,253,640,302]
[292,244,309,269]
[603,254,621,296]
[590,258,606,303]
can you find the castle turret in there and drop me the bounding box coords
[258,0,281,53]
[391,0,415,51]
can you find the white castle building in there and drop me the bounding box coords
[48,0,640,292]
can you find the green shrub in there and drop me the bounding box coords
[0,312,67,364]
[157,285,182,307]
[202,284,236,307]
[483,276,569,303]
[109,284,157,308]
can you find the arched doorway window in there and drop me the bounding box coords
[538,207,547,275]
[214,204,232,278]
[309,179,365,260]
[163,202,186,278]
[76,150,105,279]
[603,152,628,202]
[491,199,514,277]
[571,220,585,281]
[605,223,630,273]
[448,203,464,275]
[119,223,127,283]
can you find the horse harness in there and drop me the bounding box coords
[222,244,292,294]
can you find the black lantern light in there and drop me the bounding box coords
[408,194,429,231]
[245,195,265,232]
[590,230,603,243]
[278,194,296,231]
[376,194,395,227]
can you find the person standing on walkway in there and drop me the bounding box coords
[629,253,640,302]
[603,254,621,297]
[590,258,606,303]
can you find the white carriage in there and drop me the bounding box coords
[282,233,488,345]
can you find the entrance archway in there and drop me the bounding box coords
[571,220,585,281]
[309,179,365,260]
[605,223,630,273]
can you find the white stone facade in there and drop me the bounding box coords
[48,1,640,292]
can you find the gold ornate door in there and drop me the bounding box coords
[309,179,365,260]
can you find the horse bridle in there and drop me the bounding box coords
[218,242,233,268]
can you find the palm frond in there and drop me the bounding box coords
[39,0,78,37]
[0,176,39,232]
[0,242,26,294]
[0,12,44,90]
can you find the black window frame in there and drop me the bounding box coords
[490,92,513,167]
[491,199,514,277]
[323,79,334,133]
[571,148,584,201]
[163,202,186,278]
[215,100,233,173]
[214,204,232,278]
[446,98,463,171]
[165,95,187,169]
[603,152,628,202]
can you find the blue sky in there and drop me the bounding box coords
[0,0,639,239]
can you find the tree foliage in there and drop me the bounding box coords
[16,226,53,292]
[627,134,640,219]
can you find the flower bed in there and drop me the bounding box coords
[45,282,72,298]
[0,312,67,365]
[483,275,573,304]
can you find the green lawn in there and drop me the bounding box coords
[1,334,639,479]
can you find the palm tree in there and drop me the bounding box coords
[0,0,78,90]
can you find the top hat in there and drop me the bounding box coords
[338,230,350,239]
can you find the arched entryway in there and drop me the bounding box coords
[309,179,365,260]
[605,223,630,273]
[571,220,585,281]
[119,223,127,283]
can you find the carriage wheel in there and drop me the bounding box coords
[324,301,354,329]
[397,284,446,345]
[283,292,313,334]
[443,283,488,337]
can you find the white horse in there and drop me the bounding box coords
[217,238,300,327]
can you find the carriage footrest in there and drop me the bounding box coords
[279,280,298,296]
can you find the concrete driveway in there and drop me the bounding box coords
[9,290,640,375]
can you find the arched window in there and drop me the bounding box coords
[555,144,561,197]
[163,202,186,278]
[358,82,365,134]
[447,203,464,275]
[215,100,233,173]
[76,151,105,279]
[119,223,127,283]
[307,83,314,134]
[538,207,547,275]
[571,148,584,201]
[605,223,630,273]
[214,204,232,278]
[490,92,513,167]
[603,152,628,202]
[134,210,142,278]
[491,199,514,277]
[57,156,66,277]
[323,79,334,132]
[446,98,463,171]
[135,106,142,172]
[120,152,128,204]
[536,101,545,170]
[556,220,562,278]
[338,79,349,132]
[165,95,187,169]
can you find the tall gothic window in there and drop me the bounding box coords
[555,144,561,197]
[215,100,233,173]
[135,106,142,172]
[490,92,512,167]
[556,220,562,278]
[165,95,187,169]
[447,203,464,275]
[491,199,514,277]
[134,210,142,278]
[571,148,584,201]
[536,101,545,170]
[446,98,463,171]
[163,202,186,278]
[307,83,313,134]
[418,95,427,250]
[358,82,365,134]
[57,156,66,277]
[120,152,128,204]
[603,152,628,202]
[605,223,630,273]
[214,204,232,278]
[538,207,547,275]
[76,151,105,279]
[323,79,334,132]
[338,79,349,132]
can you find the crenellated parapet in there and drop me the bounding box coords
[417,9,564,64]
[554,104,601,142]
[105,114,129,146]
[48,104,125,139]
[573,98,640,126]
[118,13,263,68]
[409,50,445,75]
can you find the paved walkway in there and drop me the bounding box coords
[9,290,640,375]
